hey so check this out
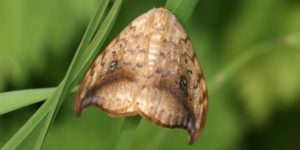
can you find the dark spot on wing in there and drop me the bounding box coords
[180,76,188,92]
[109,60,118,72]
[136,63,143,68]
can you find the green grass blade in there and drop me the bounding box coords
[165,0,199,26]
[2,0,122,149]
[68,0,110,82]
[1,93,54,149]
[115,116,142,150]
[0,88,54,115]
[34,0,123,149]
[2,0,110,146]
[32,81,65,150]
[53,0,123,132]
[70,0,124,85]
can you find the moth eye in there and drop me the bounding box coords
[109,60,118,72]
[180,76,188,91]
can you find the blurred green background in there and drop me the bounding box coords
[1,0,300,149]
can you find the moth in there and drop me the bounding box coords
[75,8,208,144]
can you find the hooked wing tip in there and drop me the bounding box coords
[75,96,96,117]
[188,128,200,145]
[187,123,203,145]
[189,102,208,144]
[75,100,83,117]
[186,117,198,145]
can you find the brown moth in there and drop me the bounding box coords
[75,8,208,144]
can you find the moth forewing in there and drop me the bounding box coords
[75,8,208,144]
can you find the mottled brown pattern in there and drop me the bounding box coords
[75,8,208,144]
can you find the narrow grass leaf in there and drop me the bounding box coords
[70,0,124,85]
[34,0,123,149]
[2,0,120,149]
[69,0,110,83]
[115,116,142,150]
[1,89,57,149]
[0,88,54,115]
[165,0,199,26]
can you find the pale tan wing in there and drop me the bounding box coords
[75,8,208,144]
[75,12,150,116]
[177,39,208,144]
[134,8,208,144]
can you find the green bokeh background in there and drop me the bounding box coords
[1,0,300,149]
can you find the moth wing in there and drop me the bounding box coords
[75,14,148,116]
[176,29,208,144]
[136,50,207,144]
[75,8,208,144]
[135,9,208,144]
